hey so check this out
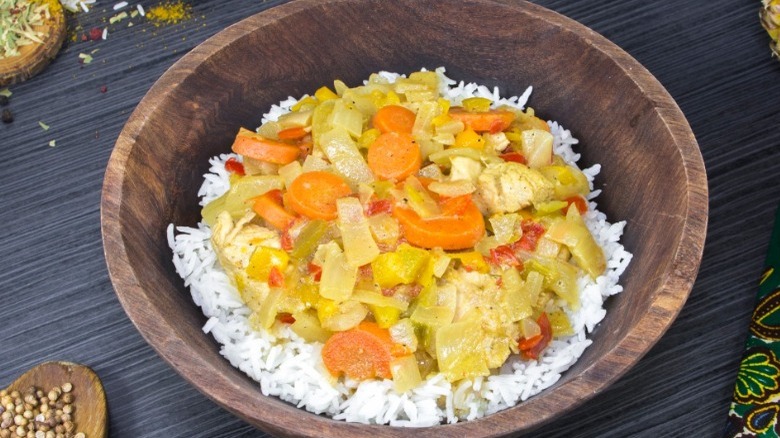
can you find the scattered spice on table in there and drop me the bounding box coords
[99,85,107,93]
[0,0,51,59]
[38,121,49,131]
[1,109,13,124]
[0,383,86,438]
[48,139,56,147]
[146,1,192,26]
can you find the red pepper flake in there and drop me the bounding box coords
[500,152,527,165]
[366,198,393,216]
[280,229,294,251]
[89,27,103,41]
[268,266,285,287]
[100,85,108,93]
[496,277,503,286]
[81,34,88,42]
[406,284,422,299]
[307,262,322,282]
[224,157,245,175]
[489,245,522,268]
[276,313,296,324]
[510,221,546,252]
[564,195,588,214]
[519,313,552,360]
[358,263,373,278]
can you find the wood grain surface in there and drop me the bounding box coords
[1,0,778,437]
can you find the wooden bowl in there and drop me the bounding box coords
[100,0,708,436]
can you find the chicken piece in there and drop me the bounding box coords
[210,211,280,277]
[447,269,502,323]
[475,162,553,214]
[484,132,510,154]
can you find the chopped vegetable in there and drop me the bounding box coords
[367,132,422,181]
[322,321,405,380]
[318,242,358,301]
[277,126,309,140]
[372,105,416,134]
[518,313,552,360]
[246,246,289,282]
[286,171,352,220]
[231,128,301,164]
[449,108,515,133]
[251,189,297,230]
[336,197,380,267]
[224,157,245,175]
[371,244,430,288]
[393,195,485,250]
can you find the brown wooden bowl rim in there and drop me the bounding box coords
[100,0,708,436]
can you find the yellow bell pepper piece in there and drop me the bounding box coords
[316,297,339,325]
[461,97,492,112]
[314,86,339,101]
[246,246,289,282]
[371,244,431,288]
[454,127,485,149]
[370,305,401,328]
[358,128,382,150]
[291,95,318,112]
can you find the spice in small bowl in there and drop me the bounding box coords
[0,383,86,438]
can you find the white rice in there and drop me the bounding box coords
[168,67,632,426]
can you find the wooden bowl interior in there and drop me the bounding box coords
[103,1,705,436]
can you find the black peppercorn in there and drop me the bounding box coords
[1,109,12,124]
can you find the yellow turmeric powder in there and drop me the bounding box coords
[146,1,192,26]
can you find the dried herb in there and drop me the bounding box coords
[0,0,50,59]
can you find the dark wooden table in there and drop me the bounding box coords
[1,0,778,436]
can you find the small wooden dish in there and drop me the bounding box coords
[101,0,708,436]
[0,0,67,86]
[4,362,107,438]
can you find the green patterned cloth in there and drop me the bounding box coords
[725,205,780,437]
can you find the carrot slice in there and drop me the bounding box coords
[321,321,405,380]
[231,127,301,164]
[367,132,422,181]
[277,126,309,140]
[372,105,416,134]
[286,171,352,220]
[449,108,516,133]
[393,196,485,250]
[252,189,297,230]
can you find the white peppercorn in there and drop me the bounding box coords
[0,384,85,438]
